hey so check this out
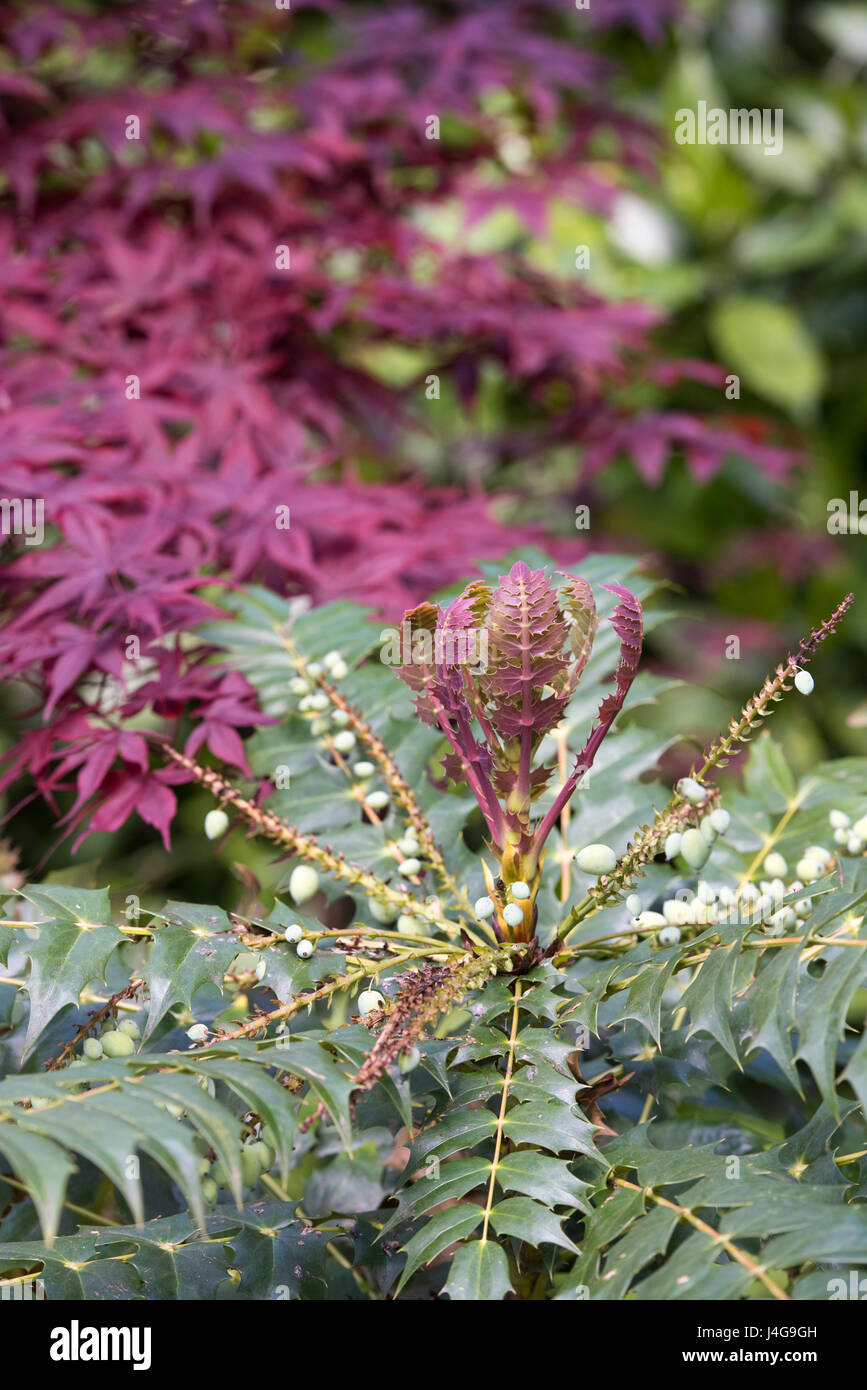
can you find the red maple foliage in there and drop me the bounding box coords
[0,0,794,846]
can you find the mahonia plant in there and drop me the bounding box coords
[0,557,865,1302]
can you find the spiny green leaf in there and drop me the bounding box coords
[443,1238,513,1301]
[395,1203,483,1293]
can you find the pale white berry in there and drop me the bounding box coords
[764,851,787,878]
[697,882,716,904]
[187,1024,209,1043]
[353,761,375,778]
[681,828,710,870]
[637,911,667,930]
[322,650,342,668]
[806,845,832,866]
[289,865,320,903]
[796,857,820,883]
[510,881,530,900]
[502,903,524,928]
[82,1037,104,1060]
[847,835,864,855]
[283,924,304,943]
[308,693,329,712]
[398,836,420,855]
[311,717,330,736]
[677,777,707,805]
[829,809,850,830]
[306,662,323,678]
[400,857,421,876]
[204,809,230,840]
[794,896,812,918]
[255,958,267,979]
[332,730,356,753]
[474,896,495,918]
[626,893,642,916]
[358,989,385,1015]
[330,660,348,680]
[793,669,814,695]
[658,925,681,947]
[289,677,310,695]
[709,808,730,834]
[296,939,314,958]
[366,790,389,811]
[834,827,849,846]
[664,832,682,861]
[331,709,351,726]
[853,815,867,839]
[575,843,617,875]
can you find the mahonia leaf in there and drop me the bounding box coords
[14,885,125,1058]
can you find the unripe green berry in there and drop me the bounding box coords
[82,1037,104,1060]
[204,809,230,840]
[677,777,707,805]
[212,1160,231,1190]
[710,808,730,834]
[296,939,314,958]
[399,1046,421,1074]
[240,1146,262,1186]
[502,903,524,928]
[289,865,319,903]
[681,827,711,870]
[186,1023,209,1043]
[369,899,398,923]
[358,989,385,1015]
[575,843,617,875]
[101,1029,135,1058]
[283,923,304,944]
[397,913,425,936]
[118,1018,140,1039]
[700,816,717,845]
[248,1140,275,1172]
[202,1177,218,1205]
